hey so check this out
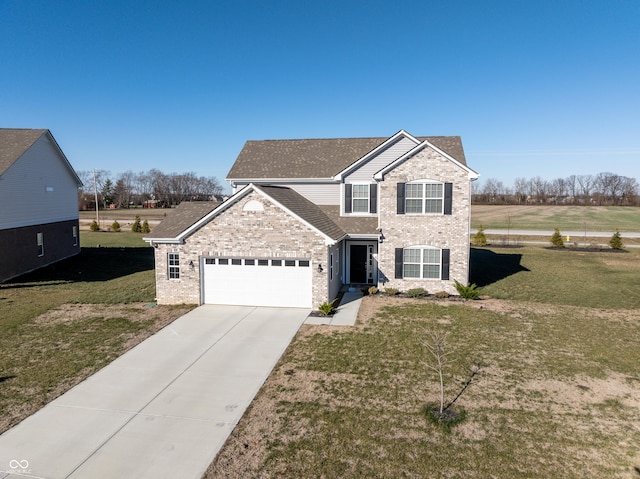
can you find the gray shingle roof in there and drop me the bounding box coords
[317,206,379,235]
[226,135,466,179]
[0,128,48,175]
[146,201,220,239]
[254,185,345,240]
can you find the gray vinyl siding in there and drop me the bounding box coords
[0,135,79,230]
[344,137,418,182]
[232,181,340,205]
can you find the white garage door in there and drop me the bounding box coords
[203,257,312,308]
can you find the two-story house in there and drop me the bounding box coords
[144,130,479,308]
[0,129,83,283]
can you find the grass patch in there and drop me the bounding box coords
[207,245,640,478]
[81,230,150,248]
[471,246,640,309]
[0,239,195,433]
[472,205,640,232]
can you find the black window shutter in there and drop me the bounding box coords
[397,182,405,214]
[369,183,377,213]
[441,249,450,280]
[395,248,403,278]
[344,184,352,213]
[444,183,453,215]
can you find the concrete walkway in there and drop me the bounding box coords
[305,290,363,326]
[0,306,308,479]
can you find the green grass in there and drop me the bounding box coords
[81,230,150,248]
[472,205,640,232]
[0,236,194,433]
[471,246,640,309]
[207,245,640,478]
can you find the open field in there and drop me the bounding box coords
[0,239,194,434]
[472,205,640,232]
[79,208,171,222]
[207,246,640,478]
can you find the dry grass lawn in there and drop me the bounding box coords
[206,294,640,478]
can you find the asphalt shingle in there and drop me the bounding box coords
[227,135,466,179]
[0,129,48,175]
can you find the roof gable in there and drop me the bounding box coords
[374,140,479,181]
[226,132,467,181]
[0,129,48,175]
[0,128,82,185]
[145,184,346,244]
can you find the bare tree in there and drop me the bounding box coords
[423,325,482,420]
[565,175,578,204]
[576,174,595,204]
[513,177,529,204]
[423,327,452,416]
[530,176,549,203]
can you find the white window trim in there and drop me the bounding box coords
[168,253,180,279]
[403,246,441,280]
[351,183,370,214]
[37,232,44,257]
[405,180,444,215]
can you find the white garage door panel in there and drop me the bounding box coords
[203,258,312,308]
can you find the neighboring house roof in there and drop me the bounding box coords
[227,133,466,180]
[0,128,83,185]
[0,128,48,175]
[146,201,220,239]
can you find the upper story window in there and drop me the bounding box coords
[406,182,443,214]
[352,184,369,213]
[397,181,452,215]
[344,183,377,214]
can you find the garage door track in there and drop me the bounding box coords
[0,305,308,479]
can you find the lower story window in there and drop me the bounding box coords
[403,247,441,279]
[37,232,44,257]
[72,226,78,246]
[168,253,180,279]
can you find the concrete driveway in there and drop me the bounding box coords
[0,305,308,479]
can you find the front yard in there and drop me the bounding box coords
[1,233,639,477]
[206,246,640,478]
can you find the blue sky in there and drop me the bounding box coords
[2,0,639,192]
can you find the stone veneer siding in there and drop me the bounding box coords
[377,147,472,294]
[154,191,329,308]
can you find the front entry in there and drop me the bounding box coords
[348,242,377,284]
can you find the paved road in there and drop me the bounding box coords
[472,229,640,238]
[0,305,308,479]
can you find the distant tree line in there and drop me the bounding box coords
[473,172,639,206]
[77,169,224,210]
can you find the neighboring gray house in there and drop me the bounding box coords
[0,129,83,282]
[144,130,479,308]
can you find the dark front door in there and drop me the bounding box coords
[349,244,368,283]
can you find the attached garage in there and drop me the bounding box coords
[202,257,313,308]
